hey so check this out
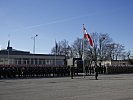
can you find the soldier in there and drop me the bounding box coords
[66,66,70,76]
[89,67,91,75]
[0,66,2,78]
[94,63,99,80]
[11,67,14,78]
[85,66,89,75]
[70,66,74,79]
[3,67,7,78]
[18,67,22,78]
[95,67,99,80]
[103,66,106,74]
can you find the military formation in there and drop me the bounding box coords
[0,65,71,79]
[0,64,105,79]
[107,65,133,74]
[1,64,133,79]
[85,66,107,75]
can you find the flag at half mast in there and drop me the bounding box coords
[83,24,93,46]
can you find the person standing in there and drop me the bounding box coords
[95,63,99,80]
[70,66,74,79]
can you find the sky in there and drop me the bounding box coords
[0,0,133,54]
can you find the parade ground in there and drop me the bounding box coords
[0,74,133,100]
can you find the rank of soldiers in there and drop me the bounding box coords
[1,64,133,79]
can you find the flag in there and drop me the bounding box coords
[83,24,93,46]
[55,40,58,54]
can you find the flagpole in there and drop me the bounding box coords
[82,24,93,78]
[7,40,10,65]
[83,24,85,78]
[83,37,85,78]
[55,40,57,67]
[54,52,56,67]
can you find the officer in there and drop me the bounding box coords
[95,67,99,80]
[70,66,74,79]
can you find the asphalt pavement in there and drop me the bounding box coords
[0,74,133,100]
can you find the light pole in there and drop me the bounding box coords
[33,34,38,54]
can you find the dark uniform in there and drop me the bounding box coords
[70,66,74,79]
[95,67,99,80]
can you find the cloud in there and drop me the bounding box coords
[14,13,96,32]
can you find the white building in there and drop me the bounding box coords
[0,42,66,66]
[101,60,131,66]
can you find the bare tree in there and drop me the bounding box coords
[85,32,113,62]
[51,32,127,63]
[127,50,131,59]
[98,33,112,60]
[71,38,83,58]
[59,39,72,57]
[71,33,113,65]
[111,43,125,60]
[51,39,72,57]
[51,41,61,55]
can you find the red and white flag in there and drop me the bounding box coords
[83,24,93,46]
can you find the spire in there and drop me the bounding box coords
[7,40,12,50]
[8,40,10,48]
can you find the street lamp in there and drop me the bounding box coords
[32,34,38,54]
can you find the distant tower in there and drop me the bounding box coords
[7,40,10,49]
[7,40,12,50]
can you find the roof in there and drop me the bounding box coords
[0,48,30,55]
[0,41,65,58]
[0,46,65,57]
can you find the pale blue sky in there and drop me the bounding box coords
[0,0,133,54]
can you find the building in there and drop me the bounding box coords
[0,41,66,67]
[101,60,132,66]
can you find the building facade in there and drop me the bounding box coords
[101,60,131,66]
[0,43,66,67]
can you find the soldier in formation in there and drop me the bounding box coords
[0,65,72,79]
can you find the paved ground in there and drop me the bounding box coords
[0,74,133,100]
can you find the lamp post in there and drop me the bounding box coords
[33,34,38,54]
